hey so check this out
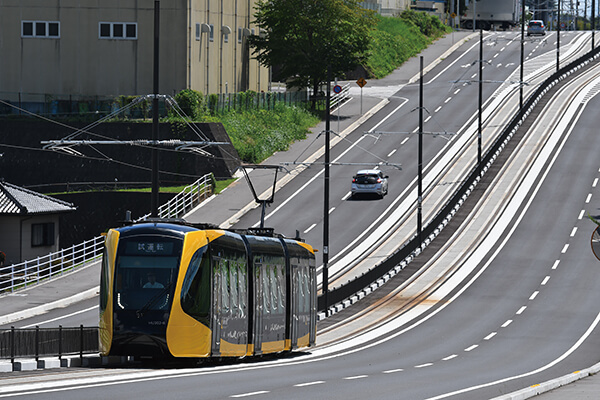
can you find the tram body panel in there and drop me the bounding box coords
[245,235,288,355]
[167,230,212,357]
[207,231,250,357]
[99,229,120,355]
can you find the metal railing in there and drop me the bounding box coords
[0,236,105,294]
[137,173,215,221]
[0,325,98,361]
[331,83,351,110]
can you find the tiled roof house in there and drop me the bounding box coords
[0,181,76,266]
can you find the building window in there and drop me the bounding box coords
[238,27,243,43]
[196,23,201,40]
[22,21,60,38]
[224,33,229,43]
[209,24,214,42]
[31,223,55,247]
[99,22,137,39]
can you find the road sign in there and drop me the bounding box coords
[333,84,342,94]
[356,77,367,88]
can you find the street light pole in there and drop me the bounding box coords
[478,27,483,172]
[520,0,525,110]
[417,56,423,245]
[557,0,561,71]
[322,64,331,315]
[151,0,160,217]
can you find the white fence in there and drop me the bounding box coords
[0,173,215,294]
[137,173,215,221]
[0,236,105,294]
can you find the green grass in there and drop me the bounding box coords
[365,13,452,78]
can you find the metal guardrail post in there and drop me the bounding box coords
[58,325,62,360]
[10,326,14,364]
[79,324,83,360]
[35,326,39,361]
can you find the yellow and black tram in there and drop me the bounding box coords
[99,221,317,359]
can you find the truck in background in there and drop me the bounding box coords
[460,0,520,30]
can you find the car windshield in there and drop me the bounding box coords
[355,174,379,184]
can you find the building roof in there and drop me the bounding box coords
[0,181,76,215]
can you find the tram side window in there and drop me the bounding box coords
[100,248,110,312]
[219,258,230,314]
[181,247,211,325]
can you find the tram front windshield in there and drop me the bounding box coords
[114,237,182,311]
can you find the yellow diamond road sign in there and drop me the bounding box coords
[356,77,367,88]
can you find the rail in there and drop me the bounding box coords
[0,236,105,294]
[137,173,215,221]
[330,83,351,110]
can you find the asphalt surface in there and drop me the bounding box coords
[1,29,599,399]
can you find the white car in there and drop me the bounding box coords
[351,169,388,199]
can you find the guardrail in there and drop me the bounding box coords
[0,236,105,294]
[318,45,600,312]
[136,173,215,221]
[0,325,98,362]
[331,83,351,110]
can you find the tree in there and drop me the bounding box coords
[248,0,376,107]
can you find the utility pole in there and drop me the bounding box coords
[520,0,525,110]
[151,0,160,217]
[558,0,561,71]
[322,64,331,315]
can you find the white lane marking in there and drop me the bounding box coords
[471,73,477,79]
[303,224,317,234]
[516,306,527,315]
[329,207,335,214]
[344,375,367,380]
[562,244,569,253]
[464,345,478,352]
[552,260,560,269]
[387,149,397,157]
[342,192,352,201]
[401,137,410,145]
[442,354,458,361]
[21,305,98,328]
[445,97,452,103]
[413,126,419,133]
[501,320,512,328]
[415,363,433,368]
[231,391,270,398]
[570,227,577,237]
[383,368,404,374]
[435,106,442,113]
[425,115,432,123]
[541,276,550,285]
[578,210,585,220]
[586,193,592,203]
[425,301,600,400]
[484,332,497,340]
[454,89,461,95]
[593,178,598,187]
[294,381,324,387]
[529,291,539,300]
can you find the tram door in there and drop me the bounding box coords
[253,263,264,353]
[211,256,222,355]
